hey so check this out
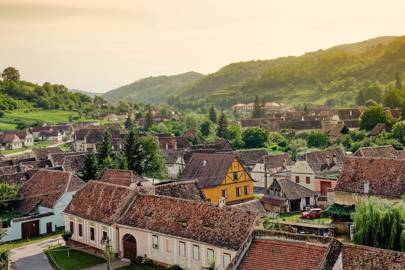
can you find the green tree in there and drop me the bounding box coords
[227,124,244,149]
[242,127,269,148]
[353,198,404,251]
[81,153,99,180]
[396,72,403,90]
[123,129,143,172]
[268,132,288,151]
[288,138,308,160]
[139,136,167,179]
[1,67,20,81]
[364,99,378,107]
[124,114,133,129]
[0,183,18,209]
[383,89,403,108]
[252,95,265,118]
[356,81,384,105]
[216,110,228,138]
[392,121,405,144]
[200,120,212,137]
[209,105,217,123]
[306,131,330,149]
[116,151,128,170]
[98,131,114,169]
[359,105,391,131]
[145,105,154,129]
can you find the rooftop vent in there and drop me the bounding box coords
[203,160,207,166]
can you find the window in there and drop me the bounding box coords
[102,231,108,241]
[179,241,186,257]
[306,176,310,184]
[236,187,241,197]
[244,185,249,195]
[221,189,228,198]
[207,248,215,263]
[166,239,172,253]
[223,253,231,267]
[232,172,238,181]
[305,197,310,205]
[78,224,83,237]
[295,176,300,183]
[192,245,200,260]
[152,235,159,249]
[69,221,74,234]
[90,227,95,241]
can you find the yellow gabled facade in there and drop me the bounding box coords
[202,158,254,205]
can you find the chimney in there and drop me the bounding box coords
[332,153,337,165]
[364,181,370,194]
[325,155,330,167]
[174,141,177,150]
[282,158,288,169]
[202,160,207,166]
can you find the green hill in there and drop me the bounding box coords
[103,71,204,103]
[180,36,405,106]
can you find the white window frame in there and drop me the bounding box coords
[152,235,159,249]
[179,241,186,257]
[192,244,200,261]
[223,253,231,267]
[207,248,215,262]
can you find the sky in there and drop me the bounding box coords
[1,0,405,93]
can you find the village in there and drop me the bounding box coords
[0,101,404,270]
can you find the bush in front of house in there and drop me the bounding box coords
[130,256,143,265]
[167,265,182,270]
[0,250,9,270]
[321,204,355,222]
[62,231,72,242]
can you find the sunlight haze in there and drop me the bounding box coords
[1,0,404,92]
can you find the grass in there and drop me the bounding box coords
[0,231,62,253]
[5,110,80,124]
[276,212,332,226]
[0,141,55,155]
[0,122,17,131]
[45,246,106,270]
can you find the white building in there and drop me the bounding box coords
[1,170,84,242]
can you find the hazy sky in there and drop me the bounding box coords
[1,0,404,93]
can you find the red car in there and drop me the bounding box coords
[301,208,323,219]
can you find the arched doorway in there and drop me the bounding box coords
[122,234,137,259]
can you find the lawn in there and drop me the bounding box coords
[5,110,80,124]
[276,212,332,226]
[46,246,106,270]
[0,122,17,131]
[0,141,55,155]
[0,231,62,253]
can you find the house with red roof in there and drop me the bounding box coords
[1,169,84,242]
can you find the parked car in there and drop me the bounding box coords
[301,208,322,219]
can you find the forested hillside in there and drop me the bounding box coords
[0,67,93,111]
[177,36,405,107]
[103,71,204,103]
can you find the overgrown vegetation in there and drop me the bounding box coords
[353,198,405,251]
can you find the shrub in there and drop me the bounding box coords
[167,265,182,270]
[322,204,355,222]
[62,231,72,241]
[130,256,143,265]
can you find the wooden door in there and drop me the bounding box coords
[320,181,332,195]
[122,234,137,259]
[21,220,39,239]
[46,222,52,234]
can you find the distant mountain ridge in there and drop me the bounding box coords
[70,89,98,98]
[105,35,405,106]
[103,71,204,103]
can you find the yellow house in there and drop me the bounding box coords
[180,153,254,205]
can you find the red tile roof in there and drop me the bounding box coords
[64,181,136,225]
[342,244,405,270]
[32,147,63,160]
[353,145,399,159]
[19,169,84,213]
[118,194,257,250]
[335,157,405,198]
[237,230,342,270]
[98,169,146,187]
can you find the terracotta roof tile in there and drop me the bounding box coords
[342,244,405,270]
[235,149,268,166]
[270,179,318,200]
[118,194,257,250]
[153,180,205,201]
[98,169,146,187]
[18,169,84,213]
[299,148,345,175]
[353,145,399,159]
[263,153,293,171]
[335,157,405,198]
[32,147,63,160]
[65,181,136,225]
